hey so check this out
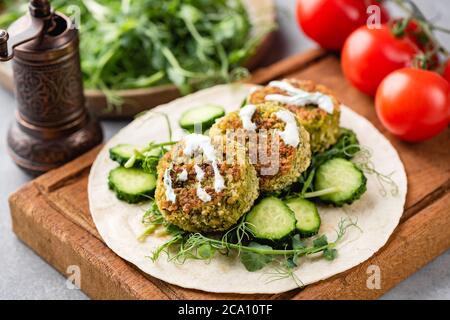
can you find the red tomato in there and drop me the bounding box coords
[296,0,389,51]
[444,59,450,83]
[375,68,449,142]
[341,24,418,96]
[444,60,450,121]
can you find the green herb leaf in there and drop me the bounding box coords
[292,234,306,250]
[240,97,248,108]
[286,257,297,269]
[178,5,202,24]
[313,235,328,248]
[151,218,360,285]
[197,243,215,259]
[0,0,270,105]
[323,248,338,261]
[240,242,274,272]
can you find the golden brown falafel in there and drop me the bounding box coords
[249,79,341,153]
[209,102,311,193]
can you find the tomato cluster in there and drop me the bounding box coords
[341,24,417,96]
[296,0,450,142]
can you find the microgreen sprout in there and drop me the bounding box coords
[149,215,359,286]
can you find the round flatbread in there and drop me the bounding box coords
[88,83,407,294]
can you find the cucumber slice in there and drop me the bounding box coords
[179,105,225,133]
[314,158,367,207]
[110,144,141,166]
[246,197,296,241]
[110,144,166,168]
[285,198,321,237]
[108,167,156,204]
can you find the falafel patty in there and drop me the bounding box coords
[248,79,341,153]
[209,102,311,193]
[155,134,259,233]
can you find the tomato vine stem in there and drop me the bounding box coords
[388,0,449,63]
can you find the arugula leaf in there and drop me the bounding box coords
[240,242,274,272]
[0,0,269,99]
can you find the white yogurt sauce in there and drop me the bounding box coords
[239,104,257,131]
[163,167,176,203]
[193,164,212,202]
[184,134,217,163]
[275,110,300,148]
[212,161,225,192]
[196,185,212,202]
[249,86,259,94]
[177,169,188,182]
[194,164,205,181]
[182,134,225,202]
[265,80,334,114]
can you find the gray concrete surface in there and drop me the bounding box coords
[0,0,449,300]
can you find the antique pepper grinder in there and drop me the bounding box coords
[0,0,103,175]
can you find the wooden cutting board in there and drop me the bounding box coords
[8,49,450,300]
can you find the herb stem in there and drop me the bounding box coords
[211,237,334,256]
[303,187,340,199]
[390,0,449,55]
[300,169,315,196]
[431,25,450,34]
[138,224,158,242]
[144,141,178,151]
[124,154,137,168]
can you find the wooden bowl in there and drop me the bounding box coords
[0,0,276,119]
